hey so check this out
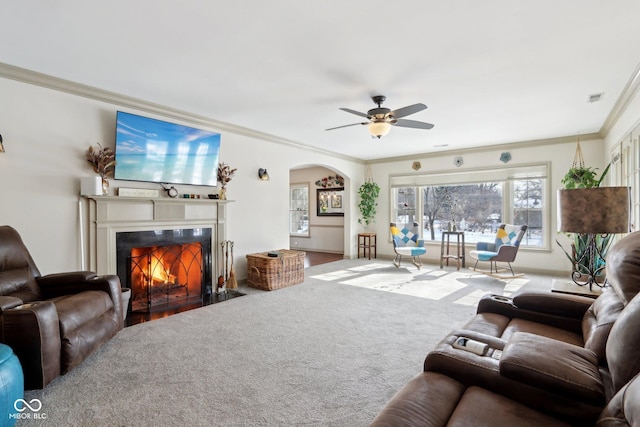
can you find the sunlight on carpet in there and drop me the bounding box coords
[310,262,530,302]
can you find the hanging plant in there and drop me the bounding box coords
[556,141,613,279]
[358,181,380,226]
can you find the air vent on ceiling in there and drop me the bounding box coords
[587,93,604,103]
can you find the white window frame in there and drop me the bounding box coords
[389,163,550,249]
[290,182,310,237]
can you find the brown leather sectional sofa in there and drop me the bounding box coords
[370,231,640,426]
[0,226,124,389]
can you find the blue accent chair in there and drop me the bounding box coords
[390,222,427,269]
[469,224,527,277]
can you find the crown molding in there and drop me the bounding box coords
[0,62,363,164]
[365,133,602,165]
[600,62,640,137]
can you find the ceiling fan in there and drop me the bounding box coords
[326,95,434,139]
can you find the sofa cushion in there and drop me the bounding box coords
[605,231,640,306]
[461,313,584,347]
[448,386,572,427]
[606,292,640,393]
[370,372,573,427]
[51,290,114,337]
[582,289,624,365]
[500,332,604,405]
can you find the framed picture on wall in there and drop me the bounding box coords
[317,187,344,216]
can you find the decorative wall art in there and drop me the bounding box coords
[317,187,344,216]
[315,174,344,188]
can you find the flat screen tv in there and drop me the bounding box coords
[114,111,221,186]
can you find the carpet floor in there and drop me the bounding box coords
[18,260,556,427]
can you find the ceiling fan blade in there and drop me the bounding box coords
[393,119,434,130]
[339,108,369,118]
[391,103,427,119]
[325,122,368,131]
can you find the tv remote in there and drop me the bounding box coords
[452,337,489,356]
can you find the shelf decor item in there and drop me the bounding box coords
[86,143,116,195]
[217,162,237,200]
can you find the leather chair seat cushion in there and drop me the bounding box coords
[51,290,114,337]
[462,312,583,347]
[370,372,572,427]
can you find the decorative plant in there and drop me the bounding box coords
[217,163,237,188]
[560,163,610,189]
[358,180,380,227]
[86,143,116,179]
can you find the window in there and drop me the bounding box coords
[290,183,309,236]
[390,164,548,248]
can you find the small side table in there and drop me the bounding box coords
[440,231,465,270]
[358,233,377,260]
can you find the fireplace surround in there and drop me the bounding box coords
[84,196,230,317]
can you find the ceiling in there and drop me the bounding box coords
[2,1,640,161]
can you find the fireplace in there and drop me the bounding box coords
[116,228,213,313]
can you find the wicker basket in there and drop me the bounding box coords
[246,250,305,290]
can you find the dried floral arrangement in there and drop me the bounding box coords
[315,174,344,188]
[86,143,116,178]
[217,163,237,188]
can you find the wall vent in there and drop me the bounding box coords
[587,93,604,103]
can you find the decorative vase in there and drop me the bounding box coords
[101,176,109,195]
[219,187,227,200]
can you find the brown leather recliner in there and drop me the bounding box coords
[371,231,640,426]
[0,225,124,389]
[369,370,640,426]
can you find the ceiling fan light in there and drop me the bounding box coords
[368,121,391,139]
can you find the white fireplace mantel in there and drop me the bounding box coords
[83,196,231,276]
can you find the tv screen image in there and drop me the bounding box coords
[114,111,221,186]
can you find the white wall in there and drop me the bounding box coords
[0,76,364,279]
[365,136,605,275]
[290,166,345,254]
[2,70,631,279]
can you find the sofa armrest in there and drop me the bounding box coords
[500,332,604,405]
[37,272,120,301]
[476,291,592,334]
[36,271,97,291]
[512,292,594,318]
[37,273,124,329]
[1,301,61,389]
[0,296,23,312]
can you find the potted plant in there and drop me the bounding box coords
[358,180,380,227]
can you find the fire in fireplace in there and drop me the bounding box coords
[116,229,213,313]
[130,242,203,312]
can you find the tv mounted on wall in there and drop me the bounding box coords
[114,111,221,186]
